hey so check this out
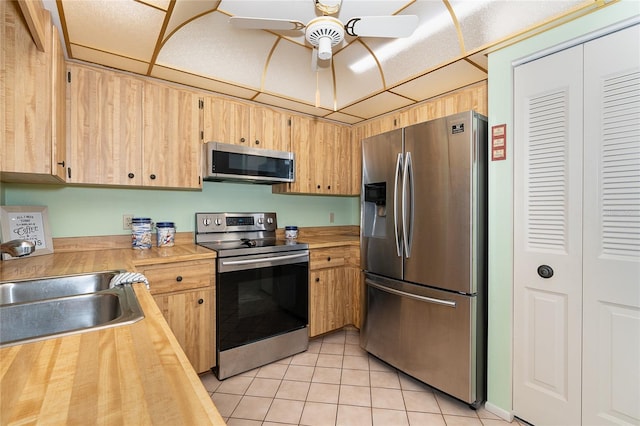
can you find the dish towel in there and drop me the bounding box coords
[109,272,149,289]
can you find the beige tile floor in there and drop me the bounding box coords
[200,327,524,426]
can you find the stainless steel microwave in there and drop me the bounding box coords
[203,142,295,184]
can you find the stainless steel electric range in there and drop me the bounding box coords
[195,212,309,379]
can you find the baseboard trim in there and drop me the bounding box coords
[484,402,514,422]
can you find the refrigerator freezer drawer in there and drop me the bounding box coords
[360,274,485,406]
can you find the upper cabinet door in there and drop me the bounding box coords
[67,64,144,186]
[250,106,291,152]
[202,96,250,146]
[143,82,201,189]
[1,4,66,182]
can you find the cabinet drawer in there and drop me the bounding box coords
[137,260,213,295]
[310,247,347,270]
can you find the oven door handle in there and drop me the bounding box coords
[220,252,308,266]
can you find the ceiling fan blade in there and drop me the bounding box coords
[229,16,306,31]
[311,48,331,72]
[344,15,419,38]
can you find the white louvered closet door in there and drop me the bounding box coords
[514,24,640,426]
[513,45,584,426]
[582,24,640,426]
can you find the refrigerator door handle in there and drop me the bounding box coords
[394,153,403,257]
[403,152,414,258]
[366,279,457,308]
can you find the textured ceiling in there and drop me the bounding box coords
[46,0,603,124]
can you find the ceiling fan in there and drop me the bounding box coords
[229,0,419,70]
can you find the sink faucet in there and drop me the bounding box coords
[1,239,36,258]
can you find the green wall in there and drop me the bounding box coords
[486,0,640,415]
[3,182,360,237]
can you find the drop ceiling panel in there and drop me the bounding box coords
[156,11,277,90]
[451,0,585,52]
[363,1,461,88]
[341,91,414,119]
[151,66,259,99]
[253,93,332,117]
[140,0,171,11]
[61,0,164,62]
[165,1,221,38]
[333,42,384,109]
[69,46,150,75]
[323,111,363,125]
[263,40,334,108]
[391,60,487,102]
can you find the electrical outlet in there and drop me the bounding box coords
[123,214,134,230]
[329,212,335,223]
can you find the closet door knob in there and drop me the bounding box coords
[537,265,554,279]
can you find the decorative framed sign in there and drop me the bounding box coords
[0,206,54,260]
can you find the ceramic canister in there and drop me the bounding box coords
[156,222,176,247]
[131,217,153,249]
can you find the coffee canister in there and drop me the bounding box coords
[131,217,153,249]
[284,225,299,240]
[156,222,176,247]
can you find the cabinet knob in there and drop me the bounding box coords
[198,298,204,305]
[57,161,65,168]
[255,140,260,145]
[240,137,246,143]
[327,185,331,190]
[128,173,135,179]
[315,277,320,282]
[317,185,321,189]
[176,276,183,282]
[327,256,331,262]
[150,174,156,180]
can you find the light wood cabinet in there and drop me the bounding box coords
[1,4,66,183]
[67,64,144,185]
[308,245,361,337]
[202,96,291,151]
[273,116,357,196]
[67,65,201,189]
[136,259,216,373]
[143,81,201,188]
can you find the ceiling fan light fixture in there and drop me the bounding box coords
[305,17,344,60]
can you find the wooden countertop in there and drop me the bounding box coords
[0,246,224,425]
[301,234,359,249]
[0,232,358,424]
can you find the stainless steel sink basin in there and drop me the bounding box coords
[0,272,145,347]
[0,271,123,305]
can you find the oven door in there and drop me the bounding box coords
[217,250,309,352]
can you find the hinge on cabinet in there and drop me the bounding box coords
[199,99,204,109]
[200,130,204,141]
[67,71,71,83]
[288,119,291,126]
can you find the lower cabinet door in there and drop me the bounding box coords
[309,268,347,337]
[154,288,215,373]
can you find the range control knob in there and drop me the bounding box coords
[214,218,223,226]
[266,217,274,224]
[257,217,264,225]
[202,218,211,226]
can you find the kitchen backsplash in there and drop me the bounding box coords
[2,182,360,238]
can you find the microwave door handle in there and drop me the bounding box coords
[403,152,414,258]
[394,153,403,257]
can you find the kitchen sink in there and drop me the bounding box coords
[0,271,123,305]
[0,272,145,347]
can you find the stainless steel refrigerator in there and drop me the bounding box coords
[360,111,487,407]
